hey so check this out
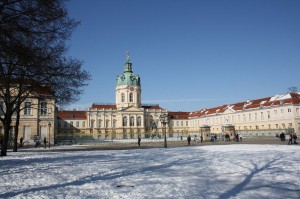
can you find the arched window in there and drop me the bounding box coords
[122,116,127,126]
[137,116,141,126]
[121,93,125,102]
[130,116,135,126]
[129,93,133,102]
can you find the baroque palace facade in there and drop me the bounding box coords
[57,56,300,141]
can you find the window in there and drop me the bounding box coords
[288,108,291,113]
[113,120,116,128]
[121,93,125,102]
[260,112,264,120]
[238,115,240,122]
[70,121,73,127]
[176,121,179,126]
[267,111,270,119]
[254,113,257,121]
[82,121,85,128]
[98,119,102,128]
[129,93,133,102]
[76,121,79,127]
[256,125,259,130]
[280,109,284,118]
[24,102,32,115]
[296,108,300,116]
[105,120,110,128]
[64,122,67,128]
[249,113,251,121]
[181,121,183,126]
[186,121,188,126]
[289,123,292,128]
[274,110,278,119]
[243,114,246,122]
[40,101,47,115]
[130,116,134,126]
[282,123,285,128]
[275,124,278,129]
[137,116,141,126]
[123,116,127,126]
[90,120,94,128]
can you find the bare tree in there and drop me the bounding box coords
[0,0,91,156]
[288,87,298,93]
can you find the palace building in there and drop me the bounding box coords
[57,56,300,141]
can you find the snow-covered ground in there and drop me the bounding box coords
[0,144,299,199]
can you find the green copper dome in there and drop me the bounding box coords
[116,58,141,87]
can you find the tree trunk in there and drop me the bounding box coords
[13,113,21,152]
[1,122,11,156]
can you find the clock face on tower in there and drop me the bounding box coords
[130,86,134,91]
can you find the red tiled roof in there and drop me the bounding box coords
[57,111,86,119]
[91,104,117,109]
[189,93,300,118]
[169,111,190,119]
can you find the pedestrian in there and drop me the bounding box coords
[187,135,191,145]
[280,132,285,141]
[293,134,297,144]
[19,137,23,147]
[200,135,203,143]
[138,136,141,146]
[288,133,292,145]
[34,136,38,148]
[44,137,47,148]
[180,135,183,140]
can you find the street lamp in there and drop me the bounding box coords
[48,122,51,149]
[160,113,170,148]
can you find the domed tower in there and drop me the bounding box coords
[116,54,141,109]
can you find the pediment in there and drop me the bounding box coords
[119,106,144,112]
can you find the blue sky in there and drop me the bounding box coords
[65,0,300,111]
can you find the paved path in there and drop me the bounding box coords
[16,137,298,152]
[31,137,298,152]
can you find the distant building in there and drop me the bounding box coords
[0,86,55,145]
[57,56,300,141]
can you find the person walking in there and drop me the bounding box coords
[138,136,141,146]
[44,137,47,148]
[200,135,203,143]
[187,135,191,146]
[19,137,23,147]
[288,133,292,145]
[293,134,298,144]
